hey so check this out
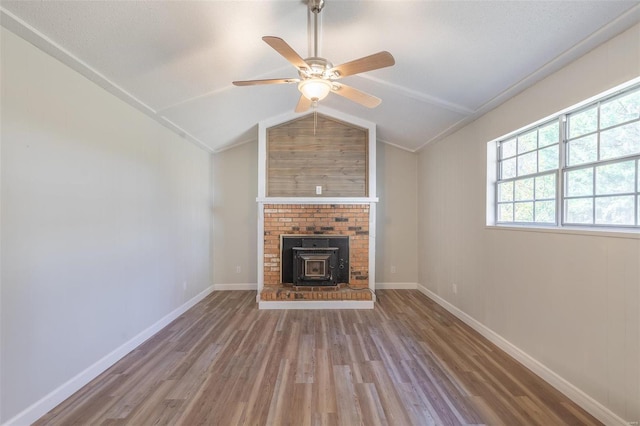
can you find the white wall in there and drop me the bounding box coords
[418,23,640,422]
[211,140,419,287]
[0,27,212,422]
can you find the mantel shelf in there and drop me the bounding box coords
[257,197,379,204]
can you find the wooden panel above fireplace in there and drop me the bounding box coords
[266,113,368,197]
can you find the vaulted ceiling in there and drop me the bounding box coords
[2,1,639,152]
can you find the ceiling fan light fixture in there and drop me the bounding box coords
[298,78,332,102]
[232,1,394,111]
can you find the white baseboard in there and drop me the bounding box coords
[212,283,257,291]
[416,284,631,426]
[2,285,215,426]
[376,282,418,290]
[259,300,374,310]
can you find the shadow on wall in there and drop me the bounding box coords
[376,141,387,274]
[212,140,259,285]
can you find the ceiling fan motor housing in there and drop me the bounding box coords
[299,57,335,80]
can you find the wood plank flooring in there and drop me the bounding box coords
[35,290,602,425]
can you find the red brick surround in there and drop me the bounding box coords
[263,204,370,289]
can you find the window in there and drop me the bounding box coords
[494,81,640,230]
[497,121,559,224]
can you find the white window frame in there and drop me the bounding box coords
[495,118,561,225]
[489,77,640,233]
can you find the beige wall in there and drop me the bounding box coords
[212,141,259,286]
[376,142,418,283]
[1,28,212,422]
[211,140,418,286]
[418,23,640,421]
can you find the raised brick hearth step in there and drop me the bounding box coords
[260,285,373,301]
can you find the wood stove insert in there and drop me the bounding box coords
[281,236,349,286]
[293,247,339,286]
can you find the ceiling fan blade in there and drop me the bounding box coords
[233,78,299,86]
[295,95,313,113]
[262,36,309,70]
[332,83,382,108]
[330,51,395,78]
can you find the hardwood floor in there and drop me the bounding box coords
[35,290,601,425]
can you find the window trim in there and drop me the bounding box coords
[488,77,640,234]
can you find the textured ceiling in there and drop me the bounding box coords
[1,1,639,152]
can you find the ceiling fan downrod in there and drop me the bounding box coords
[309,0,324,58]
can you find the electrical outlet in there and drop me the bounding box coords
[316,185,322,195]
[390,265,397,274]
[182,281,187,291]
[236,266,242,273]
[452,283,458,294]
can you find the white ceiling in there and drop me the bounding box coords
[2,1,639,153]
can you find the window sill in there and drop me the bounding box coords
[485,224,640,240]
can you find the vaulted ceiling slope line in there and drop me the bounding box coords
[0,8,215,153]
[414,2,640,153]
[1,1,639,153]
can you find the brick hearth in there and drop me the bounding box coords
[260,284,373,301]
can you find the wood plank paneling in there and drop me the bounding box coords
[34,290,602,425]
[267,113,368,197]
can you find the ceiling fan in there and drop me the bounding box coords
[232,0,395,113]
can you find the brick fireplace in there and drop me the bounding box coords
[257,202,376,307]
[263,204,369,286]
[256,110,377,309]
